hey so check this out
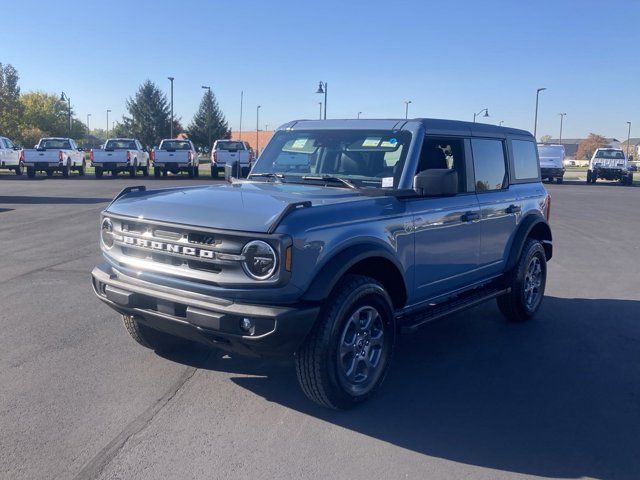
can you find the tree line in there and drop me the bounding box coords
[0,63,230,150]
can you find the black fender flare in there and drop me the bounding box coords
[505,214,552,272]
[301,243,408,304]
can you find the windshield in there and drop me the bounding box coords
[250,130,412,189]
[39,139,71,149]
[538,145,564,157]
[161,140,191,150]
[216,141,245,151]
[105,139,137,150]
[595,149,625,159]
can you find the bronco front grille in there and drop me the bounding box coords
[106,218,247,284]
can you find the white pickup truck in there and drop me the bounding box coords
[23,137,86,178]
[152,139,199,177]
[211,139,254,177]
[91,138,150,178]
[0,136,24,175]
[586,148,634,185]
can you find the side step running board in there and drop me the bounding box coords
[400,287,509,333]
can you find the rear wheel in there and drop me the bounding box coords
[15,162,24,176]
[194,165,200,177]
[211,166,220,178]
[27,166,36,178]
[78,160,86,176]
[555,177,563,184]
[154,166,161,178]
[46,169,53,177]
[295,274,395,409]
[122,315,192,353]
[187,165,195,178]
[141,165,149,177]
[497,239,547,322]
[95,166,103,178]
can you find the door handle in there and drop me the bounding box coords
[506,204,521,214]
[461,211,480,222]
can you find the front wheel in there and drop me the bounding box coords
[141,165,149,177]
[61,161,70,178]
[497,239,547,322]
[27,166,36,178]
[78,160,86,176]
[295,274,395,409]
[129,164,136,177]
[122,315,192,353]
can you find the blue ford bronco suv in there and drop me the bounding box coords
[92,119,552,409]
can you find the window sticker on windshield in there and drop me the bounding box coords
[291,138,308,149]
[382,177,394,188]
[380,139,398,148]
[362,137,381,148]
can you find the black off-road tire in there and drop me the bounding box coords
[497,239,547,322]
[122,315,192,352]
[27,166,36,178]
[95,166,103,178]
[295,274,396,409]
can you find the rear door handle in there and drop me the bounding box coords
[461,211,480,222]
[506,204,521,214]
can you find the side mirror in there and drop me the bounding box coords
[13,145,21,150]
[413,169,458,197]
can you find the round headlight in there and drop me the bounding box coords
[101,218,114,249]
[241,240,277,280]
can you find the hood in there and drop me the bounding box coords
[105,181,363,233]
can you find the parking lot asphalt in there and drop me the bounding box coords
[1,175,639,480]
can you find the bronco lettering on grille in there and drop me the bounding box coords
[122,235,215,259]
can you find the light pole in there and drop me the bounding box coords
[558,113,566,145]
[404,100,412,119]
[499,120,504,126]
[316,81,327,120]
[357,111,362,119]
[86,113,91,147]
[106,109,111,138]
[626,121,632,159]
[318,102,322,120]
[60,92,71,137]
[256,105,261,156]
[201,85,212,151]
[473,108,489,122]
[168,77,175,137]
[534,87,546,139]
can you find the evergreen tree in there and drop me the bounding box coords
[187,89,230,151]
[0,63,23,140]
[121,80,181,148]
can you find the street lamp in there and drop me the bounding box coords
[318,102,322,120]
[106,109,111,138]
[202,85,212,151]
[473,108,489,122]
[404,100,412,119]
[168,77,175,138]
[357,111,362,119]
[256,105,261,157]
[534,87,546,139]
[316,81,327,120]
[627,121,632,159]
[86,113,91,147]
[60,92,71,137]
[499,120,504,126]
[558,113,566,145]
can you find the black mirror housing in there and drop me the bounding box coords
[413,169,458,197]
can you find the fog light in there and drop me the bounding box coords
[240,317,255,335]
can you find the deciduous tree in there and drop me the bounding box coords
[576,133,608,160]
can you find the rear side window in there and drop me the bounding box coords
[471,139,506,192]
[512,140,540,180]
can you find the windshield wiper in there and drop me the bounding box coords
[300,175,359,190]
[248,172,287,182]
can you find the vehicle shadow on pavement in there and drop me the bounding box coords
[170,296,640,480]
[0,195,112,204]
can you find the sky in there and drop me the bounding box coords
[2,0,639,140]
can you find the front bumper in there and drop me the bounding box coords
[91,263,319,357]
[541,167,565,178]
[592,167,629,180]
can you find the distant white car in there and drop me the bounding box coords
[211,140,254,177]
[23,137,86,178]
[586,148,634,185]
[91,138,150,178]
[0,136,23,175]
[152,139,199,177]
[537,144,565,183]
